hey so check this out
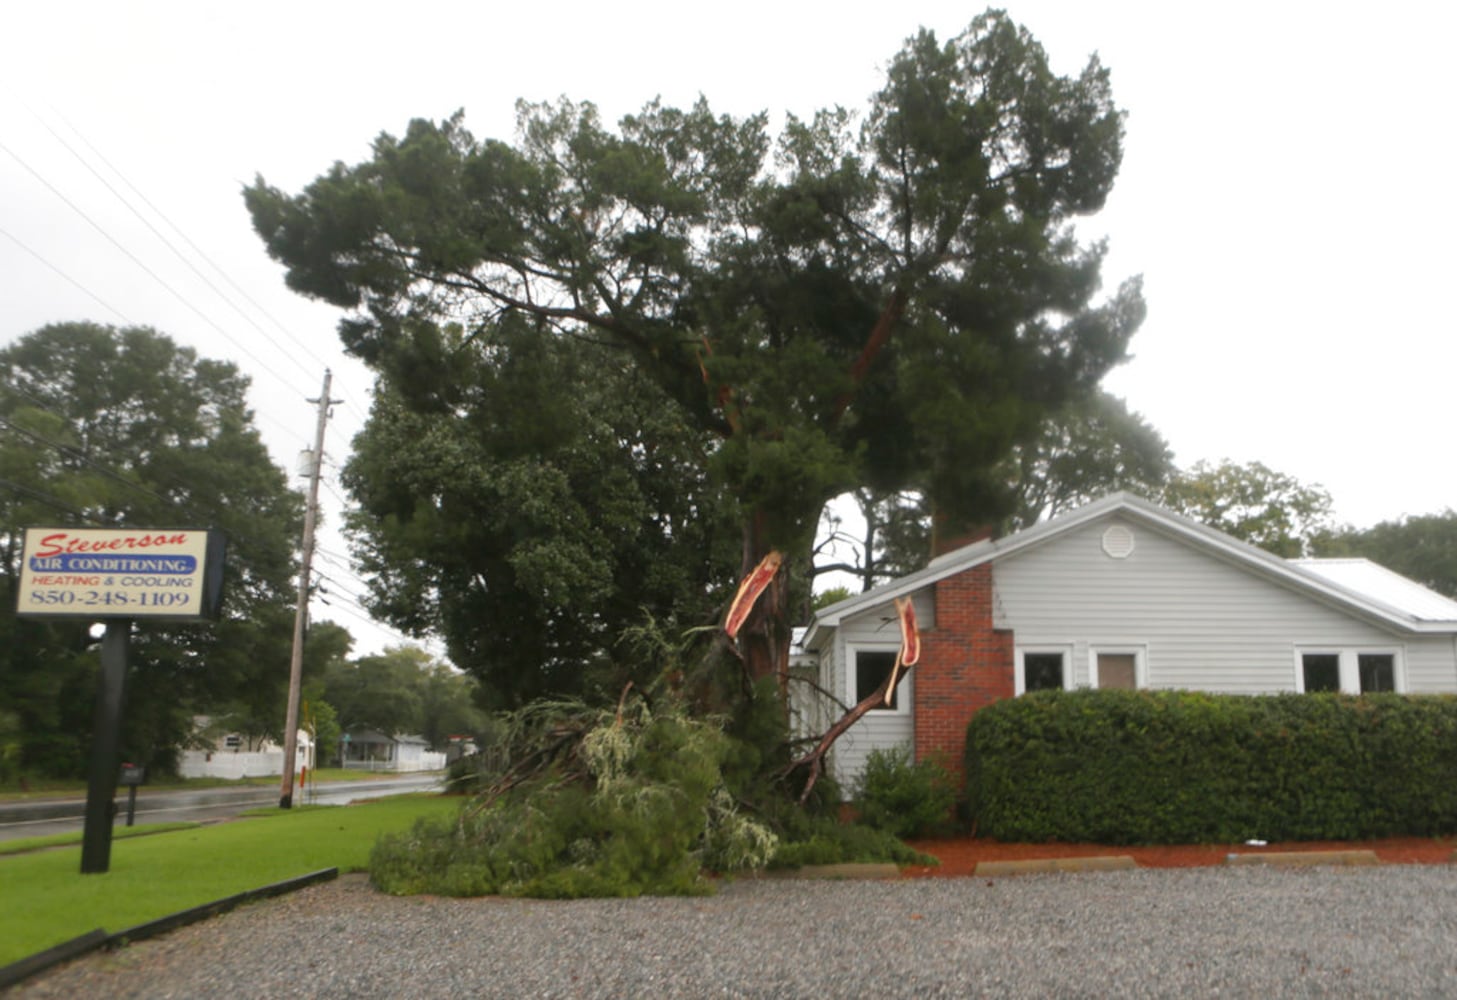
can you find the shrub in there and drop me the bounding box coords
[856,746,957,838]
[965,689,1457,844]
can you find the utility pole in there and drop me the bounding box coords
[280,370,338,809]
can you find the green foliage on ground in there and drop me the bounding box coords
[856,746,958,839]
[0,795,457,967]
[374,675,927,897]
[371,693,779,898]
[965,689,1457,844]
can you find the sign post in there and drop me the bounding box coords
[14,526,225,874]
[81,623,129,872]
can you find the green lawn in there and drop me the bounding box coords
[0,794,460,967]
[0,823,199,857]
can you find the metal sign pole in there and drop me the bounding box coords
[81,620,130,874]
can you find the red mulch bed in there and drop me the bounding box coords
[900,835,1457,876]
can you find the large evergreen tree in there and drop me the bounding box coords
[0,322,303,775]
[342,322,739,708]
[246,11,1143,693]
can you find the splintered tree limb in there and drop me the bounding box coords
[790,652,909,803]
[831,285,909,423]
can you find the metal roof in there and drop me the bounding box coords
[1290,559,1457,623]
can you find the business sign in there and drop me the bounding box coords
[15,527,226,621]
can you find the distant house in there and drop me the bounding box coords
[178,717,314,779]
[799,492,1457,791]
[340,729,446,772]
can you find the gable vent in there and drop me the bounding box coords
[1102,525,1135,559]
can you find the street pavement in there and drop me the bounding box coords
[0,773,445,841]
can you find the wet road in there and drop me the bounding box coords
[0,774,445,841]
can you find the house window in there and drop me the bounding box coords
[1301,653,1341,692]
[1016,648,1070,695]
[1358,653,1395,692]
[852,648,904,711]
[1096,653,1138,690]
[223,734,242,750]
[1296,649,1402,694]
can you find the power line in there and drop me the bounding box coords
[33,110,336,379]
[39,106,338,376]
[0,476,104,523]
[0,138,316,399]
[0,224,133,323]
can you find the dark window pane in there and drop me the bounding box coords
[1359,654,1395,693]
[856,650,900,709]
[1024,653,1064,692]
[1303,654,1340,693]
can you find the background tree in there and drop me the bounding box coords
[342,325,739,708]
[1158,459,1335,558]
[0,322,303,776]
[1002,390,1173,530]
[247,11,1143,698]
[1317,511,1457,598]
[322,644,488,750]
[821,391,1172,591]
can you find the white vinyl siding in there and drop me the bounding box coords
[815,590,930,787]
[993,517,1445,694]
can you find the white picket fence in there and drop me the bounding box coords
[177,749,288,779]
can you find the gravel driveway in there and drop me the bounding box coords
[13,865,1457,998]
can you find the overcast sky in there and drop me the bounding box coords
[4,1,1453,653]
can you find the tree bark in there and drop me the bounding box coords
[736,512,789,698]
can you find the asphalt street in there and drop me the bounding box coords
[0,773,445,840]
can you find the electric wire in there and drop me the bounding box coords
[0,138,316,398]
[0,224,133,323]
[37,107,338,374]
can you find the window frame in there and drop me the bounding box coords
[1015,644,1074,696]
[846,642,911,715]
[1293,647,1405,694]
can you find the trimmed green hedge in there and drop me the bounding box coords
[964,689,1457,844]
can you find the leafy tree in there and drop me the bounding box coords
[342,328,738,708]
[1159,459,1335,558]
[1002,391,1173,530]
[418,662,490,750]
[820,392,1172,591]
[323,644,487,749]
[1318,511,1457,598]
[215,621,354,747]
[0,322,303,775]
[246,11,1142,695]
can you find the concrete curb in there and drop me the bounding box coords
[767,863,903,880]
[975,856,1137,876]
[1224,850,1380,868]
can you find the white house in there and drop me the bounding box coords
[800,493,1457,790]
[341,729,446,772]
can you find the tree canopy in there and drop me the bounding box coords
[1158,459,1335,558]
[319,644,489,750]
[0,322,304,776]
[247,10,1143,691]
[342,326,739,708]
